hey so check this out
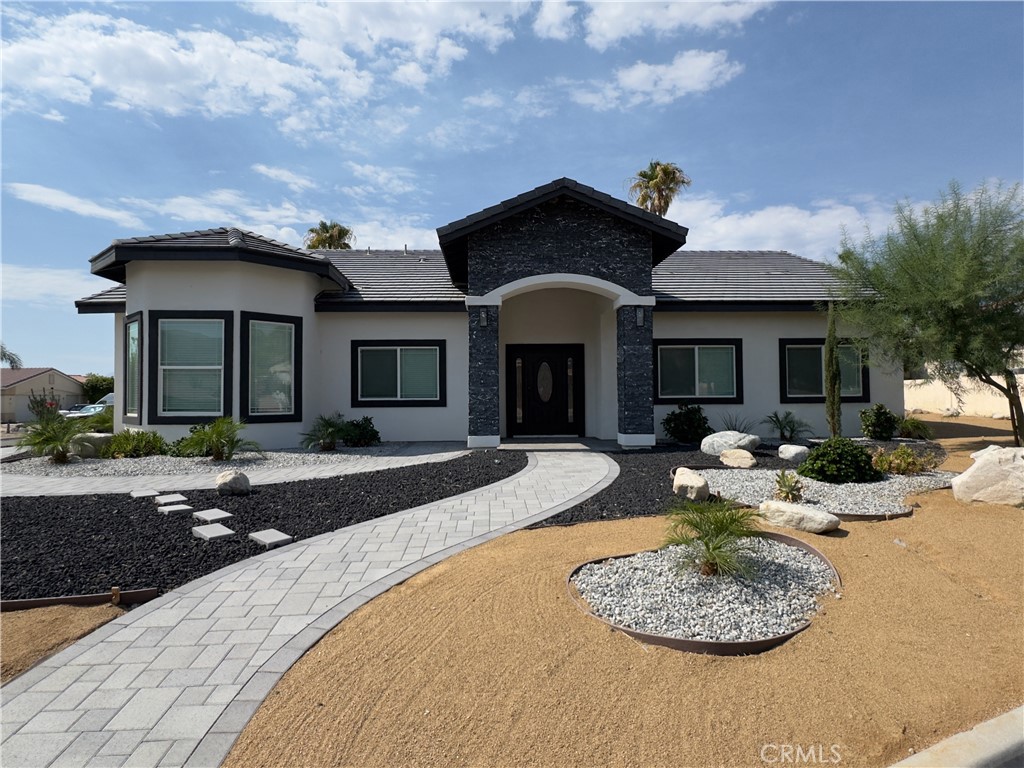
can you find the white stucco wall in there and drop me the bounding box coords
[904,376,1012,417]
[652,311,905,439]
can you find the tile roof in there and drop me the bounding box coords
[0,367,80,388]
[316,250,465,308]
[75,285,127,314]
[99,227,313,260]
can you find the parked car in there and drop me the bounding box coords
[94,393,115,406]
[65,404,110,419]
[58,403,91,415]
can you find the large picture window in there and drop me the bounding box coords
[351,340,446,407]
[779,338,869,403]
[124,313,142,424]
[148,311,233,424]
[241,312,302,423]
[654,339,743,404]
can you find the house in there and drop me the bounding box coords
[75,178,904,449]
[1,367,85,423]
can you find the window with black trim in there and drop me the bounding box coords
[241,311,302,423]
[779,338,869,403]
[124,312,143,425]
[351,340,446,407]
[148,311,233,424]
[654,339,743,404]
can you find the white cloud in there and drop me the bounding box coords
[39,109,66,123]
[345,163,420,198]
[251,164,316,193]
[5,183,145,228]
[583,1,769,51]
[534,1,577,41]
[464,90,504,109]
[349,219,439,251]
[1,264,111,309]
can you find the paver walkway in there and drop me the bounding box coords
[0,450,618,767]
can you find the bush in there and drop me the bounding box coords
[27,388,61,423]
[661,405,713,444]
[872,445,940,475]
[17,415,87,464]
[898,416,934,440]
[860,403,902,441]
[301,412,347,451]
[719,412,757,433]
[81,373,114,405]
[82,406,113,434]
[175,417,263,461]
[798,437,883,484]
[340,416,381,447]
[102,430,168,459]
[761,410,812,442]
[664,499,763,578]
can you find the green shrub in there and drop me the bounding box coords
[17,415,87,464]
[27,388,61,423]
[83,406,114,434]
[860,403,902,441]
[340,416,381,447]
[798,437,883,484]
[661,405,713,444]
[719,412,757,433]
[301,412,347,451]
[175,417,263,461]
[102,430,168,459]
[872,445,940,475]
[664,499,763,578]
[898,416,934,440]
[774,470,804,502]
[761,410,812,442]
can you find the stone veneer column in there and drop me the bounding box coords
[467,305,501,448]
[616,305,655,447]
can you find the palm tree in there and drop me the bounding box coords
[304,220,355,250]
[628,161,692,217]
[1,342,23,368]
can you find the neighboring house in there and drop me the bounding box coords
[75,178,904,449]
[1,368,86,423]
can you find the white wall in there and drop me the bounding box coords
[904,376,1011,417]
[652,311,905,439]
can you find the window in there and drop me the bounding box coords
[148,311,233,424]
[779,338,869,403]
[351,340,446,407]
[654,339,743,404]
[241,312,302,423]
[124,313,142,424]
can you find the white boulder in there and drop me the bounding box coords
[216,470,251,496]
[952,447,1024,506]
[759,500,841,534]
[970,444,1004,460]
[71,432,114,459]
[670,467,710,501]
[701,431,761,456]
[720,449,757,468]
[779,444,810,463]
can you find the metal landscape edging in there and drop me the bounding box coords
[0,587,160,612]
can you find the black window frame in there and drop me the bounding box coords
[123,312,143,425]
[240,311,303,424]
[653,338,744,405]
[778,337,870,404]
[351,340,447,408]
[148,310,234,425]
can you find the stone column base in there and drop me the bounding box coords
[617,433,656,448]
[467,435,501,449]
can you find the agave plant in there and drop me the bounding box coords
[17,415,87,464]
[664,499,763,578]
[773,470,805,502]
[300,412,347,452]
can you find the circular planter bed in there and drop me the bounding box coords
[567,532,841,656]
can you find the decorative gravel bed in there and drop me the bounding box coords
[0,450,527,600]
[572,537,838,642]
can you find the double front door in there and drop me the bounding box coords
[505,344,584,437]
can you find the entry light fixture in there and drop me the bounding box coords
[480,308,488,327]
[635,307,645,327]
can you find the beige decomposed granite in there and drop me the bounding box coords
[1,605,123,684]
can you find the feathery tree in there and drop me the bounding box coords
[628,161,691,217]
[830,180,1024,445]
[824,302,842,437]
[304,220,355,250]
[1,343,23,368]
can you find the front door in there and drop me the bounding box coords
[505,344,584,437]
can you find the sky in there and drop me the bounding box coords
[1,1,1022,376]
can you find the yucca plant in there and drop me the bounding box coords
[301,412,347,451]
[17,415,87,464]
[178,417,263,461]
[719,412,757,433]
[774,470,804,502]
[761,410,813,442]
[664,499,763,578]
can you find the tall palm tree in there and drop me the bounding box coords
[304,220,355,250]
[1,342,23,368]
[628,161,692,217]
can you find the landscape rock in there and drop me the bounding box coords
[670,467,710,501]
[779,444,810,463]
[951,447,1024,506]
[969,445,1004,460]
[701,431,761,456]
[941,407,961,417]
[991,413,1008,420]
[71,432,114,459]
[759,500,841,534]
[720,449,757,468]
[216,470,251,496]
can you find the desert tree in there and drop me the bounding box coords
[628,161,691,217]
[304,220,355,250]
[1,343,23,368]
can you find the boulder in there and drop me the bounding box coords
[759,500,841,534]
[700,430,761,456]
[216,470,251,496]
[941,407,961,417]
[670,467,710,501]
[991,413,1008,420]
[720,449,757,468]
[970,444,1004,461]
[779,444,810,463]
[951,447,1024,506]
[71,432,114,459]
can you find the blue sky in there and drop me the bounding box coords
[2,1,1021,376]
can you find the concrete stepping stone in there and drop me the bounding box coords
[153,493,187,505]
[158,504,194,515]
[249,529,293,549]
[192,523,235,541]
[130,489,161,498]
[193,508,233,523]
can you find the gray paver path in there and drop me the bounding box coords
[0,450,618,768]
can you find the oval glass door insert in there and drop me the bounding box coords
[537,362,554,403]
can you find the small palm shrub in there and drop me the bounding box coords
[798,437,883,484]
[664,499,763,578]
[102,430,168,459]
[860,403,902,441]
[761,410,812,442]
[301,412,347,451]
[898,416,934,440]
[83,406,114,434]
[18,416,87,464]
[176,417,263,461]
[774,470,804,502]
[662,404,713,444]
[719,412,757,433]
[872,445,940,475]
[340,416,381,447]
